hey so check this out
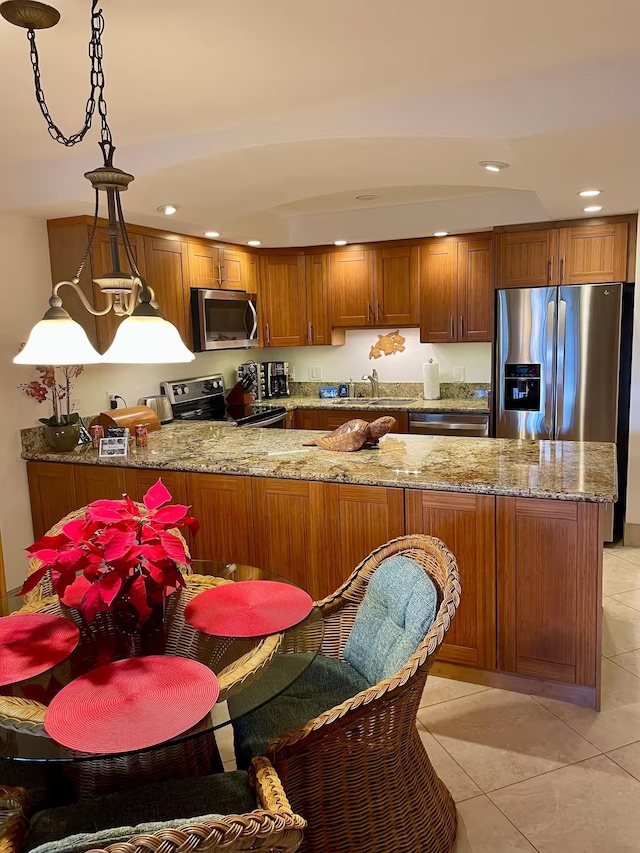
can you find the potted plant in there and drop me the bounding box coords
[21,480,199,647]
[19,363,84,452]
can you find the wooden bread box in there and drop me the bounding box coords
[90,405,161,434]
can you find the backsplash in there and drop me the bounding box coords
[289,381,490,399]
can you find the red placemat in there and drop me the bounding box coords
[44,656,219,754]
[0,613,80,687]
[184,580,314,638]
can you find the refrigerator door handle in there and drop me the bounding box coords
[545,300,556,436]
[556,299,567,435]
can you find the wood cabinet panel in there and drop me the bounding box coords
[457,237,494,342]
[186,473,255,565]
[220,248,256,292]
[186,242,221,289]
[330,250,373,327]
[252,478,328,599]
[295,409,322,430]
[27,461,78,540]
[143,237,191,346]
[496,230,558,289]
[373,246,419,326]
[74,466,126,506]
[406,490,496,669]
[326,484,405,590]
[305,253,331,345]
[124,469,188,506]
[559,223,628,284]
[317,409,409,434]
[259,254,307,347]
[420,240,458,343]
[497,496,602,686]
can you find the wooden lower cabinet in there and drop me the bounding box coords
[124,469,188,506]
[27,462,78,540]
[294,410,321,430]
[252,478,327,599]
[74,466,126,506]
[317,409,409,433]
[186,473,255,566]
[497,497,602,687]
[406,489,496,669]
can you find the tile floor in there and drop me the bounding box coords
[217,544,640,852]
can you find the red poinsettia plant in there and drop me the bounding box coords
[21,479,199,628]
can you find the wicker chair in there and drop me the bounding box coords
[0,758,306,853]
[239,534,461,853]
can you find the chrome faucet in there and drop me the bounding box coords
[362,369,379,398]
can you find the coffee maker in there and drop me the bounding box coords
[262,362,290,398]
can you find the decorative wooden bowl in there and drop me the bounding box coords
[304,416,396,452]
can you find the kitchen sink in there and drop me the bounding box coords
[330,399,353,405]
[370,398,417,405]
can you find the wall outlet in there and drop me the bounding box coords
[453,366,465,382]
[309,366,322,380]
[107,392,119,410]
[288,365,296,380]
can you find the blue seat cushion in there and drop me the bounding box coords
[344,555,438,685]
[230,654,369,771]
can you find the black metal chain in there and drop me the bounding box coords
[26,0,112,149]
[74,188,100,280]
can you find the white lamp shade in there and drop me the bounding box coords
[14,316,102,365]
[102,314,195,364]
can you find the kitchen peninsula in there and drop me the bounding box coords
[22,423,615,710]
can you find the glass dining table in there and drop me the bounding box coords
[0,561,323,799]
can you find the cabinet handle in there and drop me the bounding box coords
[366,301,372,323]
[221,265,227,283]
[266,322,270,346]
[375,300,381,323]
[216,263,223,286]
[459,315,464,339]
[308,321,313,345]
[548,256,554,283]
[560,257,566,283]
[450,316,454,340]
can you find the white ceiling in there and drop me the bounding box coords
[1,0,639,245]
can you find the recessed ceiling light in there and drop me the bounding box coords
[248,240,262,247]
[204,231,220,238]
[433,231,449,237]
[479,161,510,172]
[583,205,603,213]
[157,204,179,216]
[578,189,603,198]
[356,194,379,202]
[334,240,348,246]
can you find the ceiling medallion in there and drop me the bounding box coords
[3,0,194,365]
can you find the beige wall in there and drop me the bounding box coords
[625,217,640,542]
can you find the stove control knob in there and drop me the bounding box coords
[173,385,181,396]
[182,385,189,395]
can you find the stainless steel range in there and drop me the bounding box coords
[160,374,287,428]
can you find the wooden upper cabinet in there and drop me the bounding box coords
[259,254,307,347]
[305,253,331,345]
[186,242,221,289]
[143,236,191,346]
[559,223,628,284]
[91,228,147,353]
[457,237,494,342]
[220,247,257,292]
[420,240,458,343]
[496,229,558,289]
[330,250,373,327]
[373,246,419,326]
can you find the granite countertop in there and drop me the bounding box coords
[262,395,490,414]
[22,422,617,502]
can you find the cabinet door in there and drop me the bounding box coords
[330,250,373,327]
[419,240,458,343]
[318,409,408,434]
[559,223,628,284]
[295,409,321,430]
[373,246,419,326]
[406,490,496,669]
[305,254,331,345]
[186,473,255,565]
[220,248,257,292]
[143,237,191,346]
[186,242,221,289]
[124,469,188,506]
[496,230,559,288]
[252,478,327,599]
[75,466,126,506]
[91,228,147,353]
[27,462,78,540]
[457,237,494,342]
[325,484,405,590]
[259,255,307,347]
[497,497,602,686]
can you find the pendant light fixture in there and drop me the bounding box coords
[2,0,195,365]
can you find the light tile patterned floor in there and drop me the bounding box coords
[219,545,640,851]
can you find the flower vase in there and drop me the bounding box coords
[44,423,80,452]
[112,587,166,658]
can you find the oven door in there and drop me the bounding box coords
[239,411,287,429]
[192,289,259,351]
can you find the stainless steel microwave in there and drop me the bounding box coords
[191,289,258,351]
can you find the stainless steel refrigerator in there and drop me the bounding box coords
[495,283,628,541]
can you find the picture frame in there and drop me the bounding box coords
[98,436,128,458]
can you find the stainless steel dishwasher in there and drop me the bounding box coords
[409,412,490,437]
